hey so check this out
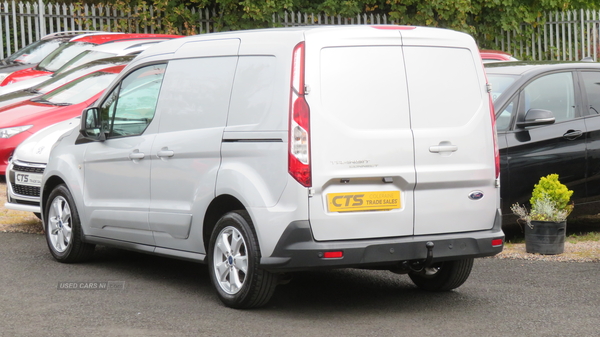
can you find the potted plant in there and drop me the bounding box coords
[510,174,573,255]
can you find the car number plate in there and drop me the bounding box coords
[327,191,401,212]
[15,172,43,187]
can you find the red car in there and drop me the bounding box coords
[0,33,181,86]
[480,49,518,63]
[0,65,125,174]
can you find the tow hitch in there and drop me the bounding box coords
[401,241,435,273]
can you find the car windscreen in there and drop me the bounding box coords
[4,38,65,64]
[35,71,118,105]
[55,50,117,74]
[36,41,95,72]
[487,74,518,101]
[32,57,131,95]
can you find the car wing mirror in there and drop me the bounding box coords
[516,109,556,128]
[79,107,106,141]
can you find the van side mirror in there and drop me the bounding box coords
[516,109,556,128]
[79,107,105,141]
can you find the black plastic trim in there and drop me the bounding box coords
[260,209,505,272]
[222,138,283,143]
[83,235,206,263]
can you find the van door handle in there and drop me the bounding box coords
[429,143,458,153]
[129,151,145,160]
[157,149,175,158]
[563,130,583,140]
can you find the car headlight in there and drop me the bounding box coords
[0,125,33,138]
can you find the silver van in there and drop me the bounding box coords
[41,26,504,308]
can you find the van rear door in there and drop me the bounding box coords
[305,28,415,241]
[306,27,498,241]
[402,31,498,235]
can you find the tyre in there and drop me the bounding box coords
[408,258,474,291]
[44,184,95,263]
[207,211,278,309]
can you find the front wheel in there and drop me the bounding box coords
[44,184,95,263]
[207,211,278,309]
[408,258,474,291]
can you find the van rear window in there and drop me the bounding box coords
[320,46,410,131]
[403,46,482,129]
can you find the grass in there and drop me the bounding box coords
[0,180,44,234]
[566,232,600,243]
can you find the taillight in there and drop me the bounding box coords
[491,239,503,247]
[289,42,311,187]
[481,58,500,181]
[322,251,343,259]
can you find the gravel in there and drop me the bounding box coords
[494,241,600,262]
[2,181,598,262]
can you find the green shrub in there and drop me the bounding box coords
[511,174,574,225]
[530,174,573,212]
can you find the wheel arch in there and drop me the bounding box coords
[41,175,67,220]
[203,194,247,252]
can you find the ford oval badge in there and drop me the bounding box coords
[468,191,484,200]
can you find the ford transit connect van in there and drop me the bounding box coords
[40,26,504,308]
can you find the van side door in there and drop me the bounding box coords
[82,64,167,245]
[149,50,238,252]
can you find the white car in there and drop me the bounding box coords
[5,118,79,216]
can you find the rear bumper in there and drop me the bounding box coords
[260,209,504,272]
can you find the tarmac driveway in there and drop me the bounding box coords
[1,232,598,336]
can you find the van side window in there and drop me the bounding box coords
[100,64,166,138]
[155,57,237,133]
[227,56,278,129]
[522,72,575,123]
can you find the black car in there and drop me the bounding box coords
[486,61,600,222]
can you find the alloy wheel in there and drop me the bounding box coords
[212,226,249,294]
[48,196,72,253]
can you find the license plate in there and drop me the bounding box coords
[15,172,43,187]
[327,191,401,212]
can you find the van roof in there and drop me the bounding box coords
[133,25,475,62]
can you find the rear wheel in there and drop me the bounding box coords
[207,211,278,309]
[408,258,474,291]
[44,184,95,263]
